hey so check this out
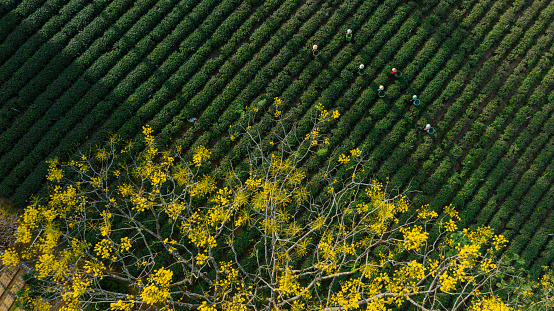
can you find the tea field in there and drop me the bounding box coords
[1,0,554,275]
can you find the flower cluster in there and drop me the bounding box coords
[120,237,132,252]
[338,153,350,164]
[417,204,438,219]
[331,280,362,311]
[110,300,134,311]
[277,267,302,297]
[94,239,116,261]
[193,145,211,167]
[400,226,429,250]
[46,158,63,182]
[141,267,173,305]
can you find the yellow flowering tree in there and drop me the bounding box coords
[3,101,547,311]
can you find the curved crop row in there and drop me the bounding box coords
[350,0,506,192]
[154,0,320,154]
[183,0,406,179]
[5,0,240,205]
[0,0,137,137]
[0,0,187,186]
[0,0,49,44]
[0,0,105,100]
[0,0,65,64]
[26,0,266,205]
[384,0,540,210]
[0,0,214,200]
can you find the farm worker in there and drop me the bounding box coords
[378,85,384,92]
[358,64,365,75]
[312,44,319,56]
[391,68,397,77]
[346,29,352,41]
[423,124,431,132]
[409,95,417,104]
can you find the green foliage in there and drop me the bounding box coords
[2,3,554,307]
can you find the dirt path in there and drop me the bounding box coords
[0,264,24,311]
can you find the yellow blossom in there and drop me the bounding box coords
[91,176,102,188]
[481,258,497,273]
[318,109,329,121]
[417,204,438,219]
[331,279,362,311]
[95,148,109,161]
[94,239,115,260]
[198,301,216,311]
[193,146,211,167]
[110,300,134,311]
[277,267,302,296]
[1,248,19,267]
[469,296,513,311]
[46,158,63,182]
[444,204,460,220]
[338,154,350,164]
[350,148,361,158]
[196,253,208,265]
[141,267,173,305]
[444,219,458,232]
[120,237,132,252]
[83,260,104,277]
[119,183,134,197]
[99,210,112,236]
[305,127,320,140]
[189,175,217,197]
[400,226,428,250]
[440,271,457,292]
[222,293,248,311]
[428,259,439,277]
[492,234,508,251]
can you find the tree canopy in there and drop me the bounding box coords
[3,100,553,311]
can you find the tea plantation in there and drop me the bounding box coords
[1,0,554,276]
